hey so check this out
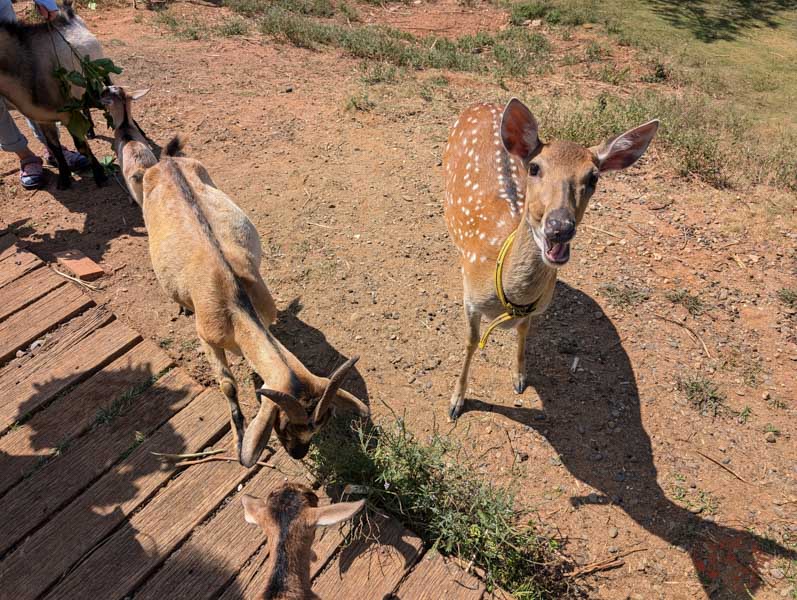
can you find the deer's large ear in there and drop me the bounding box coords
[500,98,541,162]
[241,494,267,525]
[592,119,659,172]
[311,499,366,527]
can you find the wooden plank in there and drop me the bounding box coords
[0,368,202,555]
[312,513,424,600]
[0,283,94,364]
[0,388,229,600]
[0,340,172,497]
[0,245,42,289]
[393,552,485,600]
[45,432,249,600]
[0,266,65,321]
[138,455,345,600]
[0,310,140,431]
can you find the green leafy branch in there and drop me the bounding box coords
[53,55,122,140]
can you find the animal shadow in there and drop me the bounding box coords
[462,281,796,599]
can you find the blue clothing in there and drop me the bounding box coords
[37,0,59,10]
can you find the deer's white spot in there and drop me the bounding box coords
[472,184,479,191]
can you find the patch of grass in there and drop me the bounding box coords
[764,423,781,436]
[737,406,752,424]
[584,40,606,62]
[359,61,399,85]
[154,11,207,40]
[345,93,375,111]
[595,64,630,85]
[666,288,706,316]
[777,288,797,309]
[217,17,249,37]
[94,369,171,427]
[677,375,726,417]
[254,8,549,76]
[308,417,573,596]
[339,2,360,22]
[158,337,174,349]
[510,0,598,26]
[427,74,449,86]
[641,59,670,83]
[599,283,650,308]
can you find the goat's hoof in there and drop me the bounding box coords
[513,374,527,394]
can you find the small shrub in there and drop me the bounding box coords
[666,289,706,316]
[595,64,630,86]
[339,1,360,22]
[509,1,549,25]
[345,93,375,111]
[599,283,650,308]
[359,61,399,84]
[777,288,797,309]
[308,417,573,596]
[217,17,248,36]
[677,375,726,417]
[585,41,605,62]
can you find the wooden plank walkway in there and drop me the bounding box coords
[0,228,489,600]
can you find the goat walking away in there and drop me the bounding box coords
[100,91,369,465]
[0,0,108,188]
[443,98,658,420]
[242,484,365,600]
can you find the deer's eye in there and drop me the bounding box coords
[587,172,599,188]
[529,163,540,177]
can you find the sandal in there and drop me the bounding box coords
[20,157,45,190]
[45,149,90,172]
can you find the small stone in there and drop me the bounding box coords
[516,451,529,462]
[514,398,523,407]
[765,431,777,443]
[577,424,586,434]
[30,339,44,350]
[688,505,703,514]
[530,18,542,27]
[406,375,416,384]
[589,452,603,462]
[608,527,618,538]
[283,84,294,93]
[654,549,666,559]
[15,349,25,358]
[770,568,784,580]
[608,545,619,553]
[762,391,771,401]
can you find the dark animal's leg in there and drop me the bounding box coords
[70,132,107,186]
[37,122,71,190]
[83,108,97,139]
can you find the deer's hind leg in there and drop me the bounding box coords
[240,276,277,327]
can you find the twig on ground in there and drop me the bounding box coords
[626,223,647,237]
[584,224,620,238]
[648,200,673,210]
[694,450,754,485]
[151,448,225,460]
[653,314,712,358]
[566,548,647,578]
[307,221,335,229]
[175,455,277,468]
[51,267,100,291]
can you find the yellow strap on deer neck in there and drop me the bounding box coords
[478,226,537,349]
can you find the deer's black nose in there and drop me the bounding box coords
[544,211,576,243]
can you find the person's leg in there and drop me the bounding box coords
[0,0,18,23]
[28,119,91,172]
[0,99,45,189]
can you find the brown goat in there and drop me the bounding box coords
[242,485,365,600]
[102,93,369,465]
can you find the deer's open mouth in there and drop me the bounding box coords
[544,239,571,265]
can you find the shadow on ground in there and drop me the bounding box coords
[645,0,797,42]
[461,281,796,599]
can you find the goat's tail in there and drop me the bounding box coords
[164,136,185,158]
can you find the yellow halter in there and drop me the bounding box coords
[478,226,539,349]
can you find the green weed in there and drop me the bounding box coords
[308,417,573,596]
[677,375,725,417]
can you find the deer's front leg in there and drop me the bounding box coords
[513,316,532,394]
[449,303,481,421]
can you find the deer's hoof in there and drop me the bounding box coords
[513,373,527,395]
[448,396,464,422]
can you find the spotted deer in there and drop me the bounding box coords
[241,485,365,600]
[443,98,658,420]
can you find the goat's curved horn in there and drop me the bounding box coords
[333,388,370,418]
[240,401,276,468]
[256,389,308,425]
[313,355,359,424]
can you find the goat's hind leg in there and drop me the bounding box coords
[449,302,480,422]
[200,339,246,460]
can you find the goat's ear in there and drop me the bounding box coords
[312,499,365,527]
[592,119,659,172]
[130,88,150,101]
[241,494,267,526]
[333,389,370,418]
[500,98,541,162]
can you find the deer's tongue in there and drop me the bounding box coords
[547,242,568,261]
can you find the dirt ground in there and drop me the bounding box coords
[1,2,795,598]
